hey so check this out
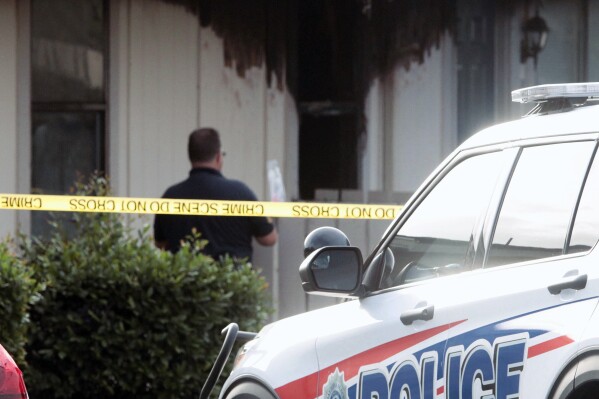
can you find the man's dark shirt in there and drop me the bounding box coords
[154,167,274,260]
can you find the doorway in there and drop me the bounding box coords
[296,0,362,200]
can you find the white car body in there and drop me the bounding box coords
[220,83,599,399]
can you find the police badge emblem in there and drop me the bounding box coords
[322,368,348,399]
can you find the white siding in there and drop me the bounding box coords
[0,0,19,239]
[536,0,582,83]
[198,28,268,199]
[111,0,291,207]
[363,34,457,194]
[364,78,385,192]
[109,0,131,198]
[393,42,457,192]
[127,0,200,202]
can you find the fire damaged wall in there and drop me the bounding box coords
[159,0,533,198]
[161,0,459,98]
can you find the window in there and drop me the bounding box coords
[383,151,507,287]
[31,0,107,236]
[568,148,599,253]
[486,142,596,268]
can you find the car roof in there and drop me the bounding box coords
[460,102,599,151]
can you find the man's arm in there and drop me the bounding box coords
[155,240,169,250]
[255,228,278,246]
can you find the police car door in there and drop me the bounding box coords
[314,148,516,399]
[437,139,599,399]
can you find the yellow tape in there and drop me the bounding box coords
[0,194,403,220]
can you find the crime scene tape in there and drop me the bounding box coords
[0,194,403,220]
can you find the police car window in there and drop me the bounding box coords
[486,142,596,268]
[382,151,506,288]
[568,147,599,254]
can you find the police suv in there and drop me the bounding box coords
[218,83,599,399]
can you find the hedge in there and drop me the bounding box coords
[0,240,38,366]
[5,176,272,398]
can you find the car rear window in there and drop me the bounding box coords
[486,141,596,267]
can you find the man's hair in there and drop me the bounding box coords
[188,127,221,163]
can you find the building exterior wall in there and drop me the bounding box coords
[0,0,596,318]
[391,34,457,193]
[196,29,295,202]
[363,33,457,195]
[122,0,200,201]
[109,0,290,224]
[0,0,19,238]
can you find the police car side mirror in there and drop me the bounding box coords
[299,246,363,298]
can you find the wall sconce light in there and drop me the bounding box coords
[520,11,549,66]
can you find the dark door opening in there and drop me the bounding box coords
[296,0,362,200]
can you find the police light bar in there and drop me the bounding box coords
[512,82,599,103]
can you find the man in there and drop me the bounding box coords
[154,127,277,261]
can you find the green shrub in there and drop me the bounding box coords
[19,176,271,398]
[0,240,38,366]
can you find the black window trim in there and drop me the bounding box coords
[564,140,599,254]
[481,146,522,268]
